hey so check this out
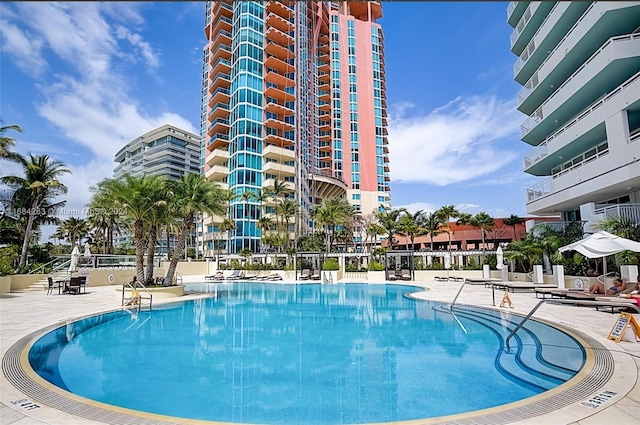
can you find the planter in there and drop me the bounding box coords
[368,270,386,283]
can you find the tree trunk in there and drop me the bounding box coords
[18,196,40,269]
[165,215,191,285]
[133,219,146,284]
[145,225,157,284]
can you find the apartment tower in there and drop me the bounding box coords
[510,2,640,232]
[113,124,201,253]
[200,1,390,255]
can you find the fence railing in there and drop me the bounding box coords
[595,204,640,225]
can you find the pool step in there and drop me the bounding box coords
[436,305,580,391]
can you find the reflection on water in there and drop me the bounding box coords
[29,283,584,425]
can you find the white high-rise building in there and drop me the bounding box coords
[510,2,640,232]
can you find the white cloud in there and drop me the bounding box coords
[1,4,197,159]
[388,95,522,186]
[1,2,198,243]
[393,202,439,215]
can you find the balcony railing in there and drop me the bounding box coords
[518,33,640,109]
[523,141,547,169]
[595,204,640,226]
[510,3,534,48]
[521,70,640,139]
[526,145,609,202]
[514,2,593,77]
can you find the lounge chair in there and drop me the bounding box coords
[496,282,556,293]
[205,272,225,281]
[310,270,321,280]
[387,270,398,281]
[299,269,311,280]
[449,276,464,282]
[434,276,448,282]
[400,269,412,281]
[225,270,242,280]
[594,296,640,313]
[265,272,283,281]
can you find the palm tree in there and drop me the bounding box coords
[456,213,473,250]
[257,215,274,252]
[313,197,354,252]
[218,217,236,258]
[164,173,227,284]
[269,177,291,231]
[472,212,495,262]
[58,216,89,247]
[503,214,524,242]
[1,154,71,269]
[366,222,385,253]
[93,174,166,283]
[422,212,443,251]
[375,208,406,249]
[396,210,425,251]
[278,197,299,246]
[435,205,459,256]
[0,124,22,160]
[239,190,255,251]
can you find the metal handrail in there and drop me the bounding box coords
[122,280,153,310]
[28,258,67,274]
[505,298,640,351]
[597,272,615,285]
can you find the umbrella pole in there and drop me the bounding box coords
[602,255,607,288]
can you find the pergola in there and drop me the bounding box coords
[384,250,415,280]
[294,252,324,280]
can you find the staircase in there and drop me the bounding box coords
[435,304,583,391]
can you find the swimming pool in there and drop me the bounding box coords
[27,283,586,424]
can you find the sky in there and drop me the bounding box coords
[0,1,540,239]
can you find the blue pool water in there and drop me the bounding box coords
[29,283,585,424]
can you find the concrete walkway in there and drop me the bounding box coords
[1,280,639,424]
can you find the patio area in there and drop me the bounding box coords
[1,279,639,425]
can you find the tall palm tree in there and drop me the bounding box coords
[278,198,299,243]
[396,210,425,251]
[472,212,495,262]
[0,124,22,160]
[366,222,385,253]
[58,216,89,247]
[313,197,354,252]
[1,154,71,268]
[422,212,443,251]
[218,217,236,257]
[164,173,226,284]
[240,190,255,252]
[456,212,473,250]
[269,177,291,231]
[503,214,524,242]
[375,208,406,249]
[94,174,166,283]
[435,205,459,256]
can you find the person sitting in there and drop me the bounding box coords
[588,277,626,295]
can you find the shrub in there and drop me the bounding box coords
[368,261,385,271]
[321,258,339,271]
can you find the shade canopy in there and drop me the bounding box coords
[558,231,640,259]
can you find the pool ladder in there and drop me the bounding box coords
[323,272,334,284]
[121,280,153,311]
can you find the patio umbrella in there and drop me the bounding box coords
[83,242,91,257]
[558,230,640,282]
[496,246,504,269]
[69,245,80,273]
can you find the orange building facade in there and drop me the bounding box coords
[200,1,390,255]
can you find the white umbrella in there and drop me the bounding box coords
[69,245,80,273]
[496,246,504,269]
[558,230,640,283]
[83,242,91,257]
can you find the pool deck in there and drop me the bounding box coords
[1,278,639,425]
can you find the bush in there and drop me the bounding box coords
[321,258,339,271]
[368,261,385,271]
